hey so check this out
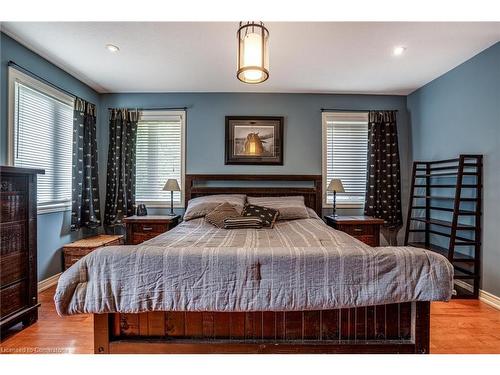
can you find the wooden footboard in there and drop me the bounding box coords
[93,301,430,354]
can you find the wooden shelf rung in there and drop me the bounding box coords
[415,172,478,177]
[408,206,478,216]
[412,195,478,202]
[414,184,479,188]
[409,217,475,230]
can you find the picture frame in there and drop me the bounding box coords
[225,116,284,165]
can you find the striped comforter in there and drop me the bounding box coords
[54,216,454,316]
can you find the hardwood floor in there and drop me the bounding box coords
[1,286,499,354]
[1,286,92,354]
[430,298,500,354]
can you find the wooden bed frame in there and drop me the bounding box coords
[93,174,430,354]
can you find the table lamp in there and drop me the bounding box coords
[327,178,345,217]
[162,179,180,216]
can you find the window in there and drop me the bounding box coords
[135,110,185,206]
[8,67,74,213]
[322,111,368,207]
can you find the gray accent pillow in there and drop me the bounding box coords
[247,196,309,221]
[184,194,246,221]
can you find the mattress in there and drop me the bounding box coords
[54,216,453,315]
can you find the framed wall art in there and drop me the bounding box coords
[225,116,284,165]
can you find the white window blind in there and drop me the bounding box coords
[10,68,74,213]
[136,110,185,206]
[322,112,368,207]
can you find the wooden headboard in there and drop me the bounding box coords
[185,174,323,215]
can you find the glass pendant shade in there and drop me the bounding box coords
[237,22,269,84]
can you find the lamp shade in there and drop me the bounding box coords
[162,179,180,192]
[237,22,269,84]
[327,179,345,193]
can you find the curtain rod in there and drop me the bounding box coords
[8,60,78,100]
[321,108,398,113]
[107,106,190,111]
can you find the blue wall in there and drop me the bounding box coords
[407,42,500,296]
[100,93,412,225]
[0,33,102,280]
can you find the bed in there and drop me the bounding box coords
[55,174,453,354]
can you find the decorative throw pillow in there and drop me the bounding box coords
[242,204,279,228]
[184,194,246,221]
[223,216,263,229]
[205,202,241,228]
[246,196,309,221]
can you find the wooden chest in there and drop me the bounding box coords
[0,166,44,334]
[63,234,123,270]
[324,215,384,247]
[124,215,180,245]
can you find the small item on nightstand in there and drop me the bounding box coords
[136,204,148,216]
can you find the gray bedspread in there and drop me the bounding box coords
[55,217,453,315]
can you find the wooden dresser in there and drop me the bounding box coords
[324,215,384,247]
[0,166,44,334]
[124,215,180,245]
[63,234,124,270]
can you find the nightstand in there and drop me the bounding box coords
[324,215,384,247]
[124,215,180,245]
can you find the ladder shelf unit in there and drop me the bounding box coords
[404,155,482,299]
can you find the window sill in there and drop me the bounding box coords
[136,201,184,209]
[323,203,365,209]
[37,203,72,215]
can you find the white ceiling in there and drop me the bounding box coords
[2,22,499,95]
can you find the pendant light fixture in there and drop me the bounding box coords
[237,21,269,84]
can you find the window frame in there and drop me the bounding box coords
[321,111,369,209]
[7,67,75,214]
[135,110,186,208]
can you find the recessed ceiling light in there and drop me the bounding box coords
[106,44,120,53]
[393,46,406,56]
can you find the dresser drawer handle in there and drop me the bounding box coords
[142,226,153,231]
[353,228,364,233]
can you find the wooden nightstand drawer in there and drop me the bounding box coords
[131,223,167,235]
[129,233,158,245]
[324,215,384,247]
[124,215,180,245]
[355,235,378,247]
[338,224,375,236]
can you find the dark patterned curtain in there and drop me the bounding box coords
[71,98,101,230]
[364,110,403,245]
[104,109,139,229]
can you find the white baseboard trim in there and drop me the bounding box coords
[480,289,500,310]
[454,280,500,310]
[38,272,61,293]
